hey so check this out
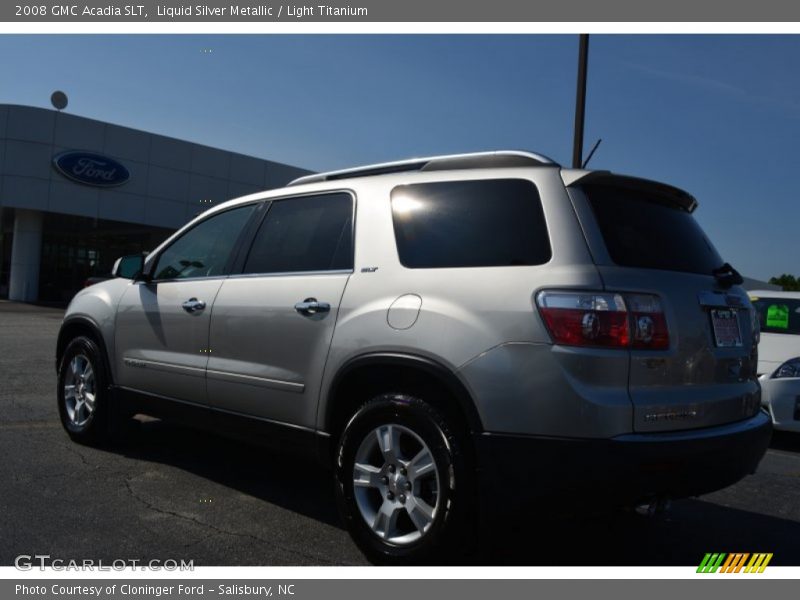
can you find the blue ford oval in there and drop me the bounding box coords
[53,151,130,187]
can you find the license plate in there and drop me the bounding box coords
[710,308,742,347]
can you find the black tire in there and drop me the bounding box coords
[57,335,122,446]
[335,393,474,564]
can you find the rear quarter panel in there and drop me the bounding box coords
[314,167,614,434]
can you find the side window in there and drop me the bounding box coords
[391,179,551,268]
[153,205,256,280]
[242,193,353,274]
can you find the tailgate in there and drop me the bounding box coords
[571,174,761,432]
[600,267,759,432]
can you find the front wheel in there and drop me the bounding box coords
[57,335,120,445]
[334,394,474,564]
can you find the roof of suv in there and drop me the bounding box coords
[288,150,560,186]
[288,149,699,213]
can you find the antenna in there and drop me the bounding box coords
[582,138,602,169]
[50,90,68,111]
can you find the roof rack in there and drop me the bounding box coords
[288,150,559,186]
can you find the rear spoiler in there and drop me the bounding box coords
[561,169,698,213]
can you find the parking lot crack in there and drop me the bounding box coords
[182,532,216,550]
[59,442,98,469]
[122,477,343,565]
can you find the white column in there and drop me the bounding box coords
[8,209,43,302]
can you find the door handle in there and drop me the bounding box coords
[294,298,331,316]
[181,297,206,314]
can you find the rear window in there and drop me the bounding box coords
[751,297,800,335]
[584,184,723,275]
[391,179,551,269]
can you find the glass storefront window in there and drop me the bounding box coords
[37,213,174,304]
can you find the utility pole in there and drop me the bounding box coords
[572,34,589,169]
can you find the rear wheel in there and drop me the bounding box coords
[335,393,474,564]
[57,336,122,445]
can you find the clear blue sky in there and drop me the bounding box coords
[1,34,798,280]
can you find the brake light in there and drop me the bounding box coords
[626,294,669,350]
[536,291,669,350]
[536,292,628,348]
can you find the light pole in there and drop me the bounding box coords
[572,34,589,169]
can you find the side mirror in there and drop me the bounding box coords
[112,254,146,280]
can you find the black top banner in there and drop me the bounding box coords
[4,0,800,22]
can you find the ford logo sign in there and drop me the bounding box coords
[52,151,130,187]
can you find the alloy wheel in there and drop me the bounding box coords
[352,423,441,545]
[63,354,96,427]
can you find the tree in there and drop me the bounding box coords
[769,274,800,291]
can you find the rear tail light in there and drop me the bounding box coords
[535,292,629,348]
[536,291,669,350]
[626,294,669,350]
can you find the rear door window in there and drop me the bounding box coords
[242,193,354,274]
[391,179,551,269]
[751,297,800,335]
[584,184,723,275]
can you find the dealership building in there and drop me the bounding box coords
[0,103,310,303]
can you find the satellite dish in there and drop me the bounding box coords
[51,91,68,111]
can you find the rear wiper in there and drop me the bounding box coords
[712,262,744,289]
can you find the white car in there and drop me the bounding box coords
[750,290,800,433]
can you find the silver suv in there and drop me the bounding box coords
[56,150,771,563]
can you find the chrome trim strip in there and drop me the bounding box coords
[136,274,229,285]
[227,269,353,280]
[206,369,305,393]
[698,291,749,308]
[122,357,205,377]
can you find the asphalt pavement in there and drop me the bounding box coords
[2,300,799,566]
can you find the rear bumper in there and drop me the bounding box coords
[474,410,772,506]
